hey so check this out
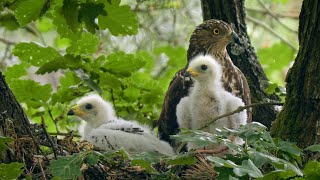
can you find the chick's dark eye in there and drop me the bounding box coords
[200,65,207,71]
[85,103,93,110]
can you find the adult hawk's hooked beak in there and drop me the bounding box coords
[68,105,86,116]
[230,32,240,44]
[185,68,199,77]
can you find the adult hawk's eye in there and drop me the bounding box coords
[213,28,220,35]
[200,65,207,71]
[85,103,93,110]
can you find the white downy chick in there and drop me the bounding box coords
[68,94,174,156]
[176,55,247,151]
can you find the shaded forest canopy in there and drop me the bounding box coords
[0,0,320,179]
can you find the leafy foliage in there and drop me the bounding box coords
[0,162,24,180]
[49,152,84,179]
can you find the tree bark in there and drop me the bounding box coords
[0,72,31,137]
[200,0,280,128]
[270,0,320,148]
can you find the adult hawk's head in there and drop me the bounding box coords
[188,19,240,60]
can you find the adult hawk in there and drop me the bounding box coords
[158,19,251,146]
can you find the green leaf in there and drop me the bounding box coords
[0,136,14,155]
[36,17,55,32]
[103,52,146,76]
[51,0,80,39]
[123,86,140,102]
[13,42,62,66]
[130,159,156,173]
[79,2,106,33]
[98,0,138,36]
[14,0,46,26]
[168,153,196,165]
[86,151,101,166]
[303,161,320,180]
[66,33,99,56]
[171,128,218,147]
[9,79,52,108]
[0,13,19,30]
[73,69,102,94]
[36,55,83,74]
[207,156,239,168]
[49,153,83,179]
[257,170,296,180]
[233,160,263,178]
[4,62,29,80]
[247,149,303,176]
[62,0,79,32]
[154,46,186,67]
[0,162,24,180]
[305,144,320,152]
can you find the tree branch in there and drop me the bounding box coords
[199,101,284,130]
[246,15,298,51]
[257,0,298,33]
[246,7,299,19]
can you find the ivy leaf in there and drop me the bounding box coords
[98,0,138,36]
[171,129,218,147]
[66,33,100,57]
[73,69,102,94]
[0,162,24,180]
[103,52,146,76]
[169,153,196,165]
[49,153,83,179]
[9,79,52,108]
[14,0,46,26]
[79,2,106,33]
[13,42,62,66]
[36,55,83,74]
[305,144,320,152]
[207,156,239,168]
[257,170,296,180]
[233,160,263,178]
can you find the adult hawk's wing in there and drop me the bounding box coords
[158,67,193,145]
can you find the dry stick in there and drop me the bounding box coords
[257,0,298,33]
[40,123,58,159]
[175,101,284,153]
[246,15,298,51]
[48,132,81,138]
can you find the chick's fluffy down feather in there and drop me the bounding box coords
[70,94,174,156]
[176,55,247,151]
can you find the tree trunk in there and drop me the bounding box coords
[0,72,31,137]
[270,0,320,148]
[201,0,280,128]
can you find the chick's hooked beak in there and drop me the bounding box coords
[185,68,199,77]
[67,105,85,116]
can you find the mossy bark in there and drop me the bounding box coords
[201,0,279,128]
[271,0,320,148]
